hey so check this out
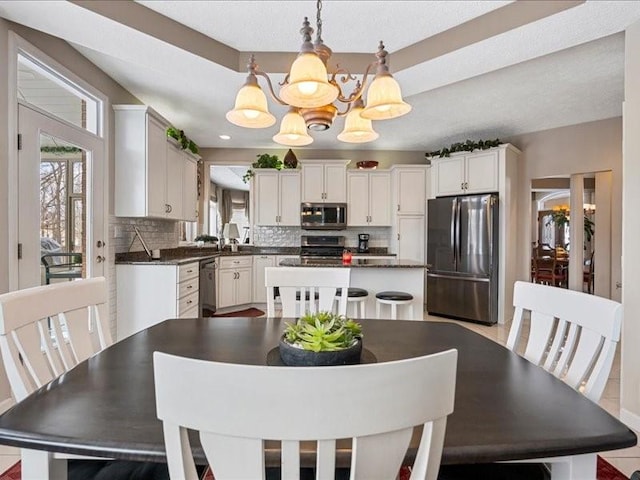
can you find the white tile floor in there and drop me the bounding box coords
[0,316,638,477]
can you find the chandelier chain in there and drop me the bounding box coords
[316,0,323,43]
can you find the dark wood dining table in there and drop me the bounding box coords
[0,317,635,480]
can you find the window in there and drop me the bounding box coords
[18,53,101,135]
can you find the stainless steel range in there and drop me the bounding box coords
[300,235,345,258]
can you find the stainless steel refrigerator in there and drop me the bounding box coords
[426,193,499,324]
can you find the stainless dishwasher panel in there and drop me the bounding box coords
[200,260,217,315]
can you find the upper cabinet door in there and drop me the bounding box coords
[182,157,198,222]
[395,167,427,215]
[253,171,280,226]
[301,160,349,203]
[434,157,465,197]
[301,164,325,202]
[165,143,184,220]
[278,171,301,226]
[465,151,499,193]
[347,172,369,226]
[146,114,169,217]
[369,172,391,226]
[324,164,347,202]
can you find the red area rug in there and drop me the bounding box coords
[0,457,630,479]
[208,307,265,317]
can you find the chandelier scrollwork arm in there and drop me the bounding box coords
[330,61,378,104]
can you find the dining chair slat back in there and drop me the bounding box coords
[265,267,350,317]
[0,277,112,401]
[154,349,458,480]
[507,281,622,402]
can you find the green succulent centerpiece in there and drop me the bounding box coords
[279,311,363,366]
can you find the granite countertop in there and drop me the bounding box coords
[115,246,394,265]
[278,258,425,268]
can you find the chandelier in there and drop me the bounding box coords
[225,0,411,146]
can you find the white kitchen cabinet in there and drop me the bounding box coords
[253,170,300,226]
[432,150,499,197]
[182,155,199,222]
[114,105,200,220]
[391,165,428,215]
[253,255,275,303]
[395,215,425,263]
[347,170,391,226]
[218,256,253,309]
[116,261,199,340]
[165,142,184,220]
[300,160,350,203]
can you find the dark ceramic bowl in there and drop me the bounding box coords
[356,161,379,169]
[279,337,363,366]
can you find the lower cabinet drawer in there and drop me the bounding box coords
[178,262,199,283]
[178,291,198,315]
[220,256,253,269]
[178,276,199,299]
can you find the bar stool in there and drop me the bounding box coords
[375,291,414,320]
[335,288,369,318]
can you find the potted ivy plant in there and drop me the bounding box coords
[242,153,283,183]
[279,311,363,366]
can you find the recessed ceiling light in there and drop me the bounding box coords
[219,134,231,140]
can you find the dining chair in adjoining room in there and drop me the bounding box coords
[265,267,351,317]
[507,280,622,403]
[154,348,458,480]
[0,277,113,402]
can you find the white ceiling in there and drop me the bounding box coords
[0,0,639,154]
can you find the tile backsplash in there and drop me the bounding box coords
[111,216,180,254]
[253,226,391,249]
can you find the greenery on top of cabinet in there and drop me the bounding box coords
[426,138,501,158]
[166,127,199,154]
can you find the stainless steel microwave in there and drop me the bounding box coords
[300,203,347,230]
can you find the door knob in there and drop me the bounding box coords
[96,240,105,248]
[96,255,106,263]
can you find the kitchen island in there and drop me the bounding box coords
[278,257,426,320]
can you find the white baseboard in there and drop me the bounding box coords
[621,407,640,432]
[0,397,14,415]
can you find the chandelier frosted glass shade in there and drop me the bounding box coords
[361,74,412,121]
[337,104,379,143]
[279,52,339,108]
[272,108,314,146]
[225,83,276,128]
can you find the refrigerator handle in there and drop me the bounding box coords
[455,198,462,269]
[451,199,457,270]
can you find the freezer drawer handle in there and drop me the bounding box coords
[427,273,490,282]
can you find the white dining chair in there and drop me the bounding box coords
[0,277,113,402]
[154,348,458,480]
[507,280,622,403]
[265,267,351,317]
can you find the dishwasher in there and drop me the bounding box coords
[199,258,217,316]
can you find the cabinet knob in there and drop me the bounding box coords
[397,204,400,212]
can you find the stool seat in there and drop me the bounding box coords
[376,291,414,302]
[336,287,369,298]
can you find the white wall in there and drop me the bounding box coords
[506,117,623,302]
[621,19,640,432]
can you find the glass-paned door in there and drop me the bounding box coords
[39,136,86,285]
[18,103,104,289]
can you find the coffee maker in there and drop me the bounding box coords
[357,233,370,253]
